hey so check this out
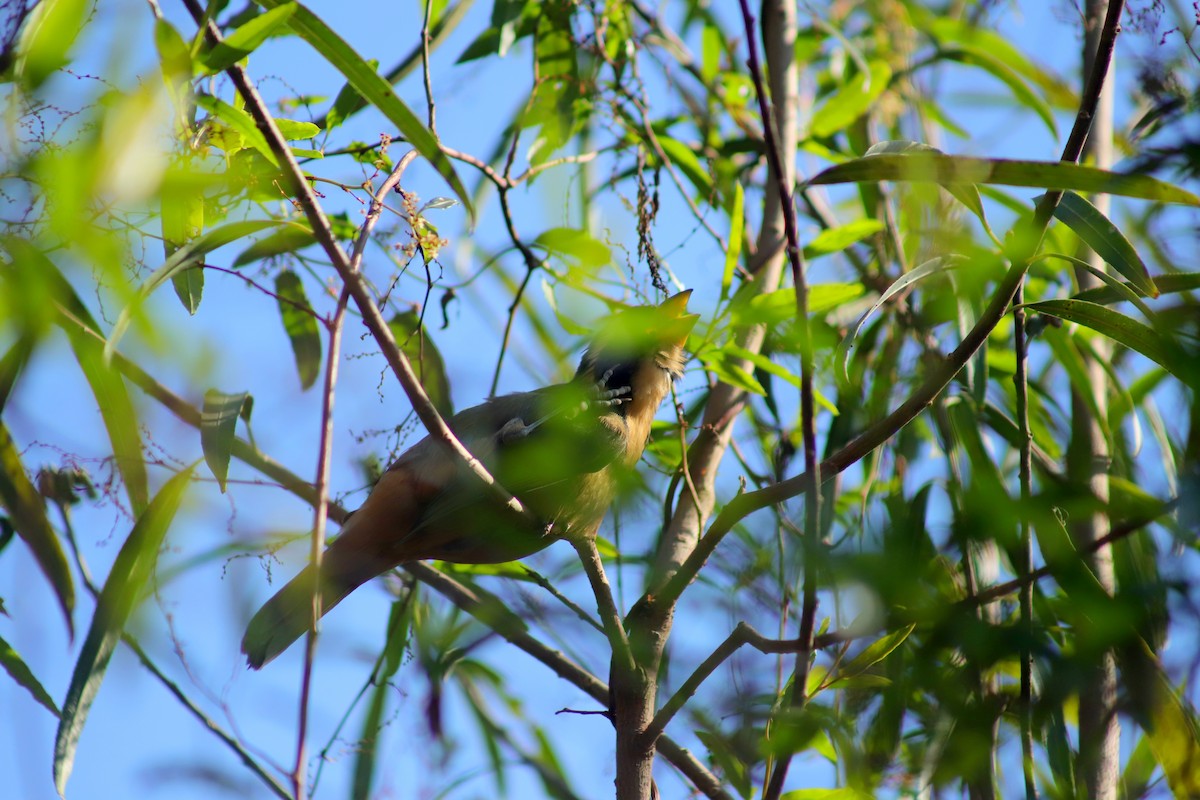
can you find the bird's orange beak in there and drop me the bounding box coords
[659,289,700,346]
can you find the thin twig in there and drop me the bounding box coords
[570,536,634,673]
[1013,281,1037,800]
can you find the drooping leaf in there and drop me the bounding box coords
[1026,300,1194,386]
[0,633,60,717]
[0,422,74,637]
[201,391,253,493]
[838,256,966,379]
[828,625,915,687]
[194,94,279,164]
[721,182,744,296]
[1051,191,1157,296]
[12,242,149,515]
[656,136,715,199]
[53,466,193,797]
[274,271,321,390]
[936,45,1057,138]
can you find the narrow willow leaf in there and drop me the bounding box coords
[721,182,744,296]
[809,60,892,138]
[1076,272,1200,305]
[0,422,75,636]
[352,597,413,799]
[1026,299,1193,385]
[194,94,278,164]
[1142,649,1200,797]
[808,153,1200,206]
[161,170,205,314]
[19,242,149,514]
[53,466,193,797]
[254,0,474,217]
[106,219,285,359]
[274,271,321,390]
[533,227,610,268]
[838,256,965,379]
[1051,191,1157,296]
[656,136,714,199]
[14,0,88,88]
[201,391,252,493]
[0,633,60,717]
[803,219,884,258]
[0,336,34,411]
[832,625,916,682]
[698,349,766,395]
[201,3,297,73]
[232,221,316,267]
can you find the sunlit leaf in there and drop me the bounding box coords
[53,466,194,797]
[803,219,884,258]
[534,228,610,268]
[656,136,714,199]
[808,153,1200,205]
[721,182,744,296]
[201,3,298,73]
[15,0,88,88]
[809,60,892,138]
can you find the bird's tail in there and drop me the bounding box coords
[240,538,382,670]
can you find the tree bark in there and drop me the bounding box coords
[1072,2,1120,797]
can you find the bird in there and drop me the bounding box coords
[241,290,698,668]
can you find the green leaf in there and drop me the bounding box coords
[1075,272,1200,305]
[194,94,278,164]
[274,271,321,390]
[232,221,316,266]
[829,625,915,684]
[1142,651,1200,798]
[0,422,74,637]
[255,0,473,218]
[698,348,765,395]
[161,171,206,314]
[201,391,252,493]
[0,633,60,717]
[13,242,150,515]
[15,0,89,88]
[53,466,194,797]
[533,227,611,268]
[201,3,298,73]
[721,182,744,296]
[1025,300,1194,385]
[838,256,965,379]
[273,117,320,141]
[803,219,884,258]
[656,136,714,199]
[1051,191,1157,296]
[388,312,453,417]
[0,336,34,411]
[807,153,1200,205]
[809,60,892,138]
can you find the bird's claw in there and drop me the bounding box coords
[590,367,631,410]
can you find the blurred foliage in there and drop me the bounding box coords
[1,0,1199,799]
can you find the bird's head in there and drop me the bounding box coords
[575,290,699,402]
